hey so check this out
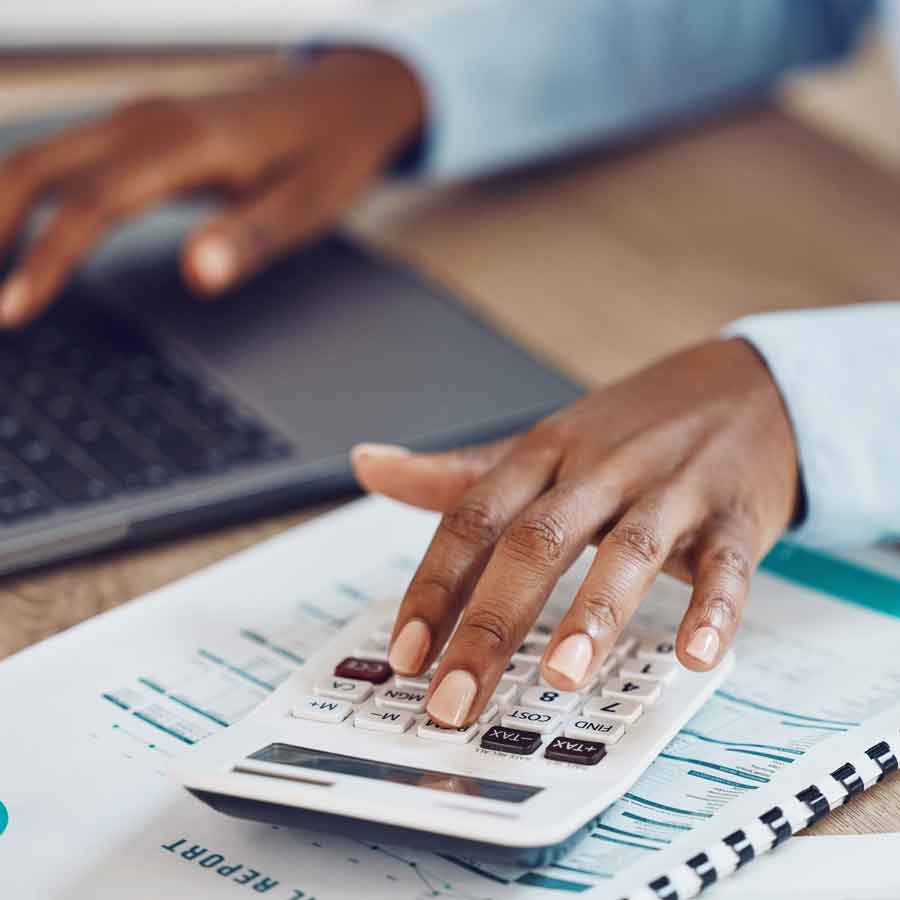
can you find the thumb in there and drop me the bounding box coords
[350,438,517,512]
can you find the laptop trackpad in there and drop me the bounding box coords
[82,228,578,461]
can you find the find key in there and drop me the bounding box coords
[334,657,392,684]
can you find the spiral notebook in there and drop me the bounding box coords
[609,701,900,899]
[606,584,900,900]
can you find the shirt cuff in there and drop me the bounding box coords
[723,303,900,547]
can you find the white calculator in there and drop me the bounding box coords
[178,591,734,866]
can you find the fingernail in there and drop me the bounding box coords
[0,275,29,326]
[389,619,431,674]
[427,670,477,727]
[686,626,720,665]
[351,443,412,463]
[192,236,237,290]
[546,633,593,685]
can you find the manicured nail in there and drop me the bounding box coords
[192,236,237,289]
[546,633,593,684]
[0,275,29,326]
[389,619,431,674]
[427,670,477,727]
[351,443,412,463]
[686,626,720,665]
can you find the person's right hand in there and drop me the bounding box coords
[0,49,425,328]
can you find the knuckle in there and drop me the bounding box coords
[459,607,514,652]
[502,509,568,564]
[609,521,662,568]
[578,590,626,633]
[699,592,741,627]
[710,546,751,582]
[442,499,504,549]
[409,569,457,606]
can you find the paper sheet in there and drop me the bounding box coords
[706,834,900,899]
[1,496,899,899]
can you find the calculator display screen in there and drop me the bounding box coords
[248,743,542,803]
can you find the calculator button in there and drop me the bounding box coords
[520,686,581,714]
[502,707,563,734]
[637,637,677,662]
[611,634,638,660]
[480,725,542,756]
[334,657,392,684]
[582,696,643,724]
[564,716,626,744]
[545,736,607,765]
[315,677,373,703]
[597,654,619,679]
[417,717,479,744]
[375,685,428,712]
[512,641,546,664]
[492,679,519,706]
[290,695,352,723]
[501,660,538,684]
[354,707,414,734]
[620,659,678,684]
[479,702,499,724]
[602,677,661,705]
[394,674,431,690]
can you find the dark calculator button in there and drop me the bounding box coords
[334,657,392,684]
[480,725,542,756]
[545,736,607,766]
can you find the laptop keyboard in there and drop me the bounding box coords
[0,305,293,525]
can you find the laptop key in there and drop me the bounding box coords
[0,489,51,522]
[79,434,171,490]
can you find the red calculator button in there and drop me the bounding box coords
[334,657,392,684]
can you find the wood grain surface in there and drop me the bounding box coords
[1,36,899,838]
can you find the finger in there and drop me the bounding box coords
[351,438,517,512]
[387,442,560,682]
[540,481,705,691]
[0,143,221,328]
[0,112,130,250]
[425,472,626,727]
[676,519,758,671]
[182,150,374,297]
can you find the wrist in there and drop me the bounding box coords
[304,48,426,164]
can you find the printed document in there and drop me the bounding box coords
[0,497,899,899]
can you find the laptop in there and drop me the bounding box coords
[0,115,581,577]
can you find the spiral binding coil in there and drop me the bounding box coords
[622,738,899,900]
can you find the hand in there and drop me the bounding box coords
[0,49,424,328]
[352,338,799,727]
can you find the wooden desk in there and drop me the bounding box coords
[1,43,900,838]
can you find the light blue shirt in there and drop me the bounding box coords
[317,0,900,547]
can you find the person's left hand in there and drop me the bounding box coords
[351,338,799,728]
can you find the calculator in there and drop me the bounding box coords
[178,589,734,866]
